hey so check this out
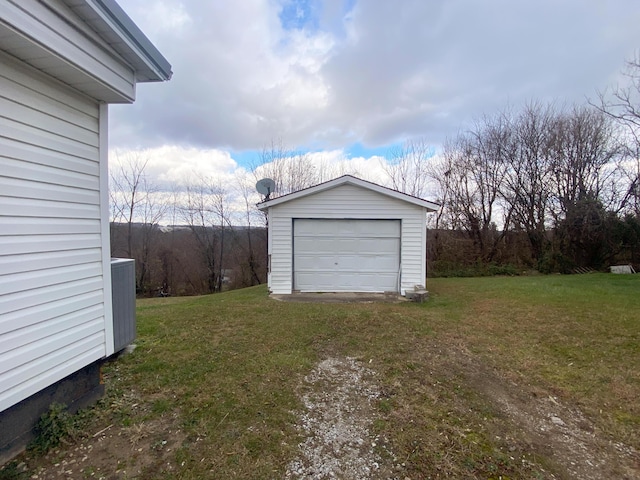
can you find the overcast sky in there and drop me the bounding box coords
[110,0,640,186]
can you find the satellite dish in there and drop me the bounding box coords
[256,178,276,200]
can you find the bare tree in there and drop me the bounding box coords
[504,102,556,261]
[382,138,434,198]
[424,148,454,267]
[546,106,620,268]
[549,106,618,217]
[157,187,180,295]
[210,183,229,292]
[595,54,640,147]
[233,171,265,286]
[437,113,514,263]
[135,188,169,294]
[252,138,319,197]
[594,54,640,216]
[110,153,169,294]
[181,183,217,293]
[110,152,150,258]
[180,177,231,293]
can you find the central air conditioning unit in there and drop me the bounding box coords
[110,258,136,352]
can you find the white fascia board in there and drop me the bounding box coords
[257,175,440,212]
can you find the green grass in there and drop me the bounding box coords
[4,274,639,479]
[434,275,639,412]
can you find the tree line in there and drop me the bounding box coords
[110,57,640,295]
[413,57,640,274]
[426,102,639,274]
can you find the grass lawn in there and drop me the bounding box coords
[4,274,639,479]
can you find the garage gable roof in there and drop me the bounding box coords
[257,175,440,211]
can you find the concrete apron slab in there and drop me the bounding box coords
[270,292,408,303]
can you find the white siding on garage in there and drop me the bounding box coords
[0,54,107,412]
[267,183,427,295]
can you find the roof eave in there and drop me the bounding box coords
[81,0,172,82]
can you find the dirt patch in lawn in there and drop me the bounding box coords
[5,399,187,480]
[423,343,640,479]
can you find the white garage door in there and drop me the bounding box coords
[293,219,401,292]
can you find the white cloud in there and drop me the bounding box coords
[110,145,394,195]
[109,0,640,200]
[137,1,191,34]
[110,146,241,188]
[112,0,338,150]
[302,150,389,184]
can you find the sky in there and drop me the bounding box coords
[109,0,640,191]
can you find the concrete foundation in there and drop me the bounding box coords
[0,360,105,465]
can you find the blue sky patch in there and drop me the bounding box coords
[279,0,318,31]
[231,150,261,169]
[231,141,402,169]
[345,142,399,159]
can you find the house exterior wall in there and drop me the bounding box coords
[266,183,427,295]
[0,0,137,102]
[0,52,108,413]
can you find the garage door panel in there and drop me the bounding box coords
[362,254,399,271]
[295,219,399,236]
[293,219,400,293]
[356,273,398,290]
[295,254,335,269]
[332,254,397,271]
[294,271,399,292]
[358,238,399,252]
[296,237,332,250]
[296,236,399,254]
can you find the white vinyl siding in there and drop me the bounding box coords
[0,0,136,102]
[0,55,107,412]
[267,183,427,295]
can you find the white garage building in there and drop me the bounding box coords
[257,175,438,296]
